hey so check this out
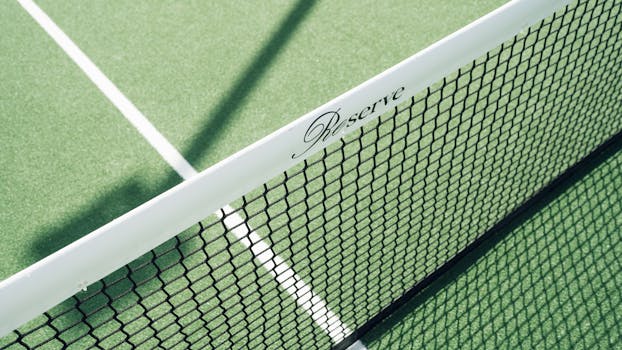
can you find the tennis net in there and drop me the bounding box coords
[1,0,621,349]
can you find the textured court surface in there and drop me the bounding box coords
[363,141,622,349]
[3,1,620,349]
[0,0,507,280]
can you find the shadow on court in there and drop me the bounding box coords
[20,166,323,348]
[27,0,317,272]
[182,0,317,166]
[30,172,180,263]
[360,137,622,349]
[14,5,320,343]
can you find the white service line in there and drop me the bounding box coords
[219,205,352,342]
[346,340,369,350]
[17,0,196,180]
[18,0,354,344]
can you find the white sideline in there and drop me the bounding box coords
[346,340,369,350]
[219,205,351,342]
[14,0,352,344]
[17,0,196,180]
[1,0,572,341]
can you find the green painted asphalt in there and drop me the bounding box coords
[1,0,507,279]
[0,0,179,280]
[363,145,622,349]
[35,0,508,170]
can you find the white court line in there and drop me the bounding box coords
[18,0,355,344]
[346,340,369,350]
[17,0,196,180]
[219,205,351,342]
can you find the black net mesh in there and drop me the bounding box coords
[2,0,621,349]
[363,131,622,349]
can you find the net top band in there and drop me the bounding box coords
[0,0,573,337]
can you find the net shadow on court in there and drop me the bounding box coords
[362,135,622,349]
[2,1,621,349]
[17,15,334,337]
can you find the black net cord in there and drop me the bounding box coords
[332,129,622,350]
[2,1,620,348]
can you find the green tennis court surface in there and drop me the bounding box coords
[1,0,620,349]
[1,0,507,280]
[362,139,622,349]
[33,0,508,170]
[0,0,179,280]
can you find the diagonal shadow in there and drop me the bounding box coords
[25,0,317,264]
[28,172,180,265]
[6,2,318,343]
[358,134,622,349]
[183,0,317,166]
